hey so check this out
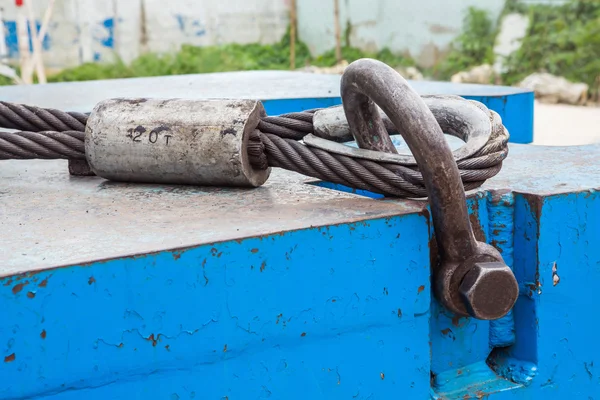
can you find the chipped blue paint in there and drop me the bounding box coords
[430,194,505,397]
[3,20,51,58]
[434,360,520,398]
[0,215,430,400]
[488,191,516,348]
[490,191,600,398]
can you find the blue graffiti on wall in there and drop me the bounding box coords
[91,17,118,62]
[174,14,206,37]
[97,18,115,48]
[3,21,51,58]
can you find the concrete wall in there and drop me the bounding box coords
[0,0,289,68]
[0,0,557,70]
[297,0,506,68]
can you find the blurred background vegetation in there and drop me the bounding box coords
[1,0,598,95]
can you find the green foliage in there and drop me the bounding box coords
[432,7,496,80]
[502,0,600,95]
[0,75,15,86]
[49,60,133,82]
[312,46,415,68]
[45,28,415,83]
[48,29,313,83]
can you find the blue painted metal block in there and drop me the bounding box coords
[0,215,431,399]
[1,76,597,399]
[0,71,534,144]
[0,161,434,400]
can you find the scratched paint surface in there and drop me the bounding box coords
[0,214,430,399]
[489,191,600,399]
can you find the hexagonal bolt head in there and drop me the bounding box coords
[459,261,519,320]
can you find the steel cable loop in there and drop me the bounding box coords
[0,100,508,198]
[260,116,314,133]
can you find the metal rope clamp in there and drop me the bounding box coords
[85,98,271,187]
[335,59,519,320]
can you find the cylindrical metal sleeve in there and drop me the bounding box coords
[85,98,271,187]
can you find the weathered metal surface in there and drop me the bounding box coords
[0,201,431,400]
[311,96,493,165]
[0,159,425,276]
[1,76,599,399]
[85,98,270,187]
[1,140,600,398]
[0,70,534,143]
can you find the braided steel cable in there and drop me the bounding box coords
[0,101,87,132]
[0,102,508,198]
[0,130,85,160]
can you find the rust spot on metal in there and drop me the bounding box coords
[418,285,425,293]
[12,281,28,295]
[3,279,13,286]
[26,291,35,299]
[469,211,486,242]
[165,345,170,351]
[397,308,402,318]
[332,299,336,302]
[202,259,207,268]
[383,287,389,295]
[88,276,96,285]
[4,353,15,362]
[251,248,259,253]
[118,343,124,348]
[380,372,385,380]
[441,328,452,336]
[301,332,306,337]
[276,313,282,324]
[490,240,505,253]
[38,277,48,287]
[146,334,158,347]
[172,252,181,260]
[452,315,465,327]
[40,330,46,339]
[223,344,228,352]
[260,261,266,272]
[457,369,463,375]
[210,248,218,256]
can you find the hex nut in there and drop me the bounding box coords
[459,261,519,320]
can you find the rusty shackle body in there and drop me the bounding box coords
[340,59,518,320]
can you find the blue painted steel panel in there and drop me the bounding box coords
[263,92,534,144]
[461,93,535,144]
[262,97,342,115]
[0,70,534,144]
[0,216,431,400]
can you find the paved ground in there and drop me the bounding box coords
[533,102,600,146]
